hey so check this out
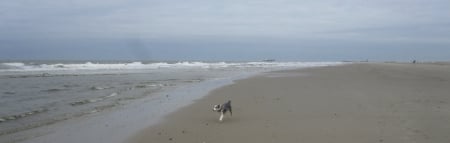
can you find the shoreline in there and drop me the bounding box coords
[1,62,342,143]
[128,63,450,143]
[6,75,244,143]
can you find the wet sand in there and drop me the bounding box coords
[128,63,450,143]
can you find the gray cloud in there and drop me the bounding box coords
[1,0,450,61]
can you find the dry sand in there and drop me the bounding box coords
[127,63,450,143]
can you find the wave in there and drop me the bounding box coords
[0,61,343,72]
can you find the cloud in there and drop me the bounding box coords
[2,0,450,40]
[1,0,450,60]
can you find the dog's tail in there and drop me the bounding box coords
[228,100,232,116]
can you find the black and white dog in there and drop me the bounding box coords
[212,100,232,122]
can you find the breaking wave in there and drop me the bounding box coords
[0,61,343,72]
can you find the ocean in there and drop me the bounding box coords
[0,61,342,143]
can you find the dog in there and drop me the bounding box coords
[212,100,232,122]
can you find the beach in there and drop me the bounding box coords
[128,63,450,143]
[0,61,340,143]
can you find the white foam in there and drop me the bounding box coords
[0,61,344,72]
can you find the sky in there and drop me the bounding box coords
[1,0,450,61]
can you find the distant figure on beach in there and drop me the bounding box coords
[413,60,416,64]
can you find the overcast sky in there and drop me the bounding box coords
[1,0,450,61]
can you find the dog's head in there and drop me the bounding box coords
[212,104,221,111]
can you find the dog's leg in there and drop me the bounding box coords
[219,112,224,122]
